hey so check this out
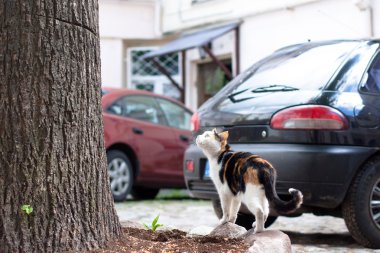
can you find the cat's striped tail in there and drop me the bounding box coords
[263,175,303,213]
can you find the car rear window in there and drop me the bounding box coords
[223,42,358,103]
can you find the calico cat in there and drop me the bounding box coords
[196,129,303,233]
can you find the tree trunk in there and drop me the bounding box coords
[0,1,121,252]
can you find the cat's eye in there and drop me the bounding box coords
[205,133,210,137]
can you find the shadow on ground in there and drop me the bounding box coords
[125,189,193,201]
[286,231,363,248]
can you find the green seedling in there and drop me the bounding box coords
[21,204,33,215]
[143,214,163,232]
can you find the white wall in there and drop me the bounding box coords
[240,0,372,70]
[372,0,380,37]
[99,0,157,39]
[100,39,124,87]
[98,0,158,88]
[162,0,321,33]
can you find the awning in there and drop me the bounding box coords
[142,22,240,59]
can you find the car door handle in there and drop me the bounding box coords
[179,135,189,142]
[132,127,144,135]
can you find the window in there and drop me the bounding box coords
[330,43,378,92]
[216,42,359,113]
[127,47,182,100]
[107,95,167,125]
[106,100,123,115]
[361,52,380,94]
[157,98,192,130]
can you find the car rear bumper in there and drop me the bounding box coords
[184,143,378,209]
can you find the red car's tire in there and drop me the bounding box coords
[107,150,134,202]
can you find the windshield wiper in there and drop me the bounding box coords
[227,85,299,103]
[251,85,299,93]
[227,88,254,103]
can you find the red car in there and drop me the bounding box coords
[102,88,193,201]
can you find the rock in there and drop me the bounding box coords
[120,220,145,229]
[158,224,178,231]
[243,229,291,253]
[209,222,247,238]
[122,219,292,253]
[187,225,215,237]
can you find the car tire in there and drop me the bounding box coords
[342,156,380,248]
[211,199,278,230]
[107,150,134,202]
[131,186,160,200]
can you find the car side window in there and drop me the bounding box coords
[123,95,167,125]
[156,98,192,130]
[361,52,380,94]
[106,100,123,115]
[108,95,167,125]
[331,44,378,92]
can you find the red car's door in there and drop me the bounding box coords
[116,95,180,186]
[155,98,193,184]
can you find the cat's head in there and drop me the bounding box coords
[196,129,229,156]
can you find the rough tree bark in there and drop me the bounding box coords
[0,1,121,252]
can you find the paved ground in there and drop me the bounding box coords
[115,190,380,253]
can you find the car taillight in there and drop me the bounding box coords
[270,105,349,130]
[191,112,200,132]
[186,160,194,173]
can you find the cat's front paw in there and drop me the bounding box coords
[228,215,237,224]
[252,222,265,233]
[254,227,264,233]
[219,216,229,225]
[251,221,256,230]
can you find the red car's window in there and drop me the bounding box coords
[156,98,192,130]
[107,95,167,125]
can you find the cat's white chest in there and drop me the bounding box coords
[208,159,223,188]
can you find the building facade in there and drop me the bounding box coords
[99,0,180,98]
[99,0,380,110]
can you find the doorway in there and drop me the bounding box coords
[196,59,232,107]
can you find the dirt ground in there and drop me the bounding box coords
[115,190,380,253]
[88,227,250,253]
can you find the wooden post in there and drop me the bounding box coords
[235,26,240,75]
[202,45,233,80]
[151,57,184,102]
[181,50,186,103]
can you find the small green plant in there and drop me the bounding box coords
[21,204,33,215]
[143,214,163,232]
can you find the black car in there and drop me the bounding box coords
[184,39,380,248]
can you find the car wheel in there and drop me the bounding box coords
[131,186,160,200]
[107,150,134,202]
[211,199,278,230]
[342,157,380,248]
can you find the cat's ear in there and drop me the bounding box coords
[213,129,221,141]
[219,131,229,142]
